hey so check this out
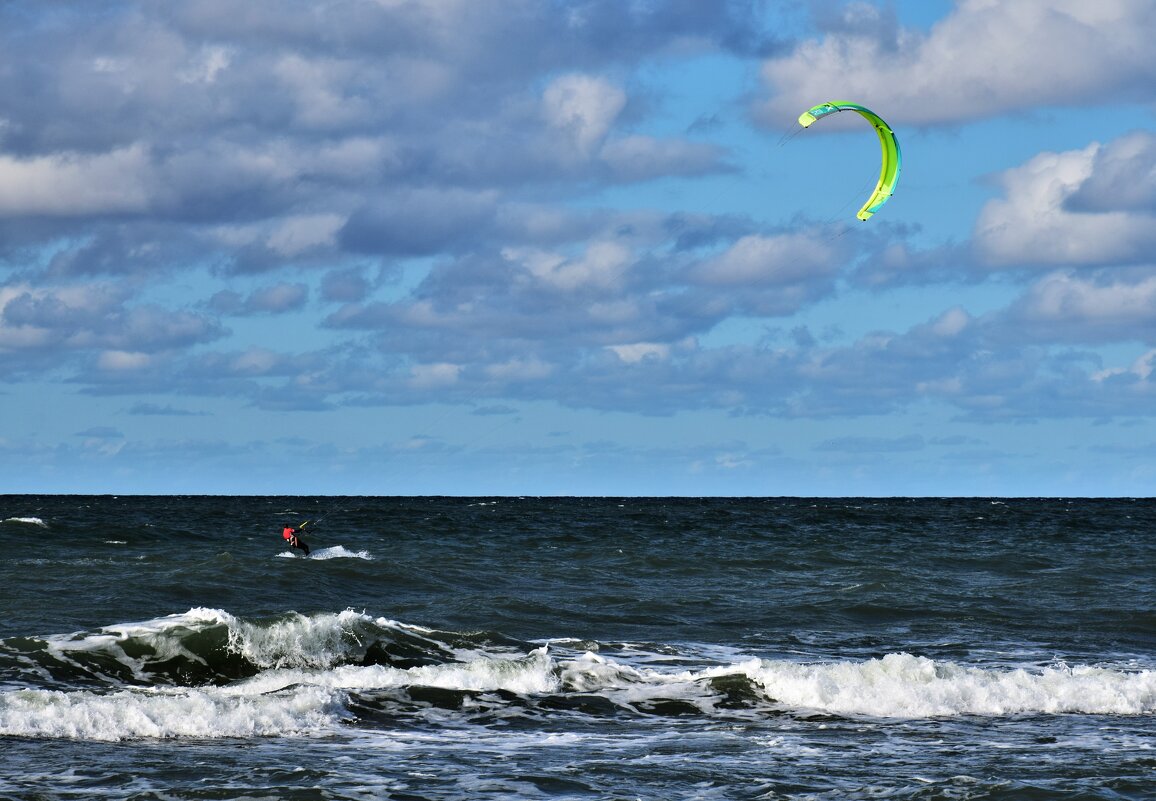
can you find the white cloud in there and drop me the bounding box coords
[931,306,973,338]
[695,234,839,286]
[0,283,223,355]
[484,357,553,381]
[1137,351,1156,379]
[1093,349,1156,382]
[97,350,153,371]
[408,362,462,389]
[273,53,375,130]
[974,141,1156,268]
[267,214,345,257]
[177,44,232,84]
[995,271,1156,344]
[759,0,1156,126]
[542,74,626,157]
[607,342,671,364]
[0,283,124,348]
[245,283,309,314]
[311,137,400,182]
[505,240,634,292]
[1066,130,1156,213]
[0,145,152,216]
[229,347,282,375]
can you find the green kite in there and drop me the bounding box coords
[798,101,901,221]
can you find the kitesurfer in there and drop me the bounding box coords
[282,524,310,556]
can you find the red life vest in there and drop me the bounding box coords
[282,526,295,541]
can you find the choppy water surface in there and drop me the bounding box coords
[1,496,1154,799]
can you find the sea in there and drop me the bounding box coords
[1,496,1154,800]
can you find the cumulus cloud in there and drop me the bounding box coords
[695,233,839,287]
[759,0,1156,127]
[865,128,1156,285]
[543,74,626,157]
[974,137,1156,268]
[1065,130,1156,213]
[689,232,844,316]
[990,271,1156,345]
[0,146,153,216]
[504,240,634,292]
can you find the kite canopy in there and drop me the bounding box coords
[797,101,901,221]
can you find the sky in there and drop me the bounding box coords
[3,0,1156,496]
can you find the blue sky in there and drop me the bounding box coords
[3,0,1156,496]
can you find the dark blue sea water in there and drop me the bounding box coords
[1,496,1154,799]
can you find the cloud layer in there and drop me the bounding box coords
[2,0,1156,492]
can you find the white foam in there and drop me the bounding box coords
[0,684,346,741]
[2,516,47,527]
[309,546,373,560]
[739,653,1156,718]
[275,546,372,560]
[285,646,559,696]
[217,609,498,674]
[109,607,237,634]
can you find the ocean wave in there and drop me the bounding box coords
[3,609,1155,741]
[2,516,48,527]
[0,608,518,688]
[223,609,472,671]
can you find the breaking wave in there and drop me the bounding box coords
[2,517,48,527]
[2,609,1154,741]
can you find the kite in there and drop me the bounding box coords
[797,102,901,221]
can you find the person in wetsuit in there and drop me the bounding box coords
[282,524,310,555]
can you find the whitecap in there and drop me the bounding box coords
[740,653,1156,718]
[2,516,48,527]
[0,684,347,741]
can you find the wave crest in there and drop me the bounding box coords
[745,652,1156,718]
[4,610,1154,741]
